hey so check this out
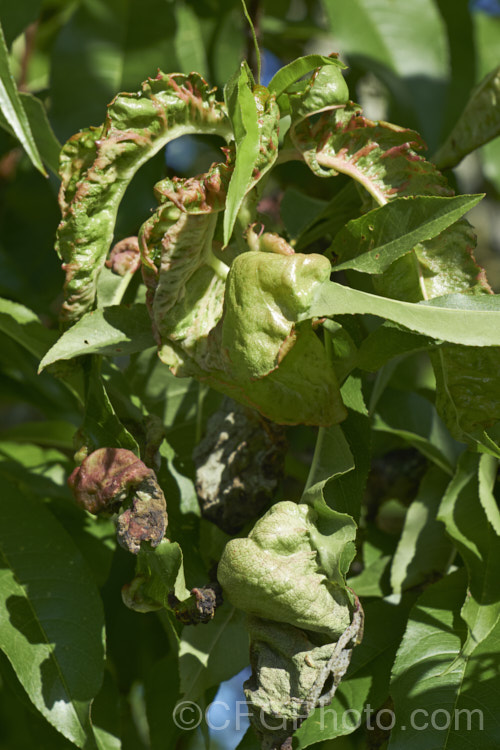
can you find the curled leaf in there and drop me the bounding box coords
[57,72,231,326]
[106,236,141,276]
[68,447,151,514]
[218,501,352,638]
[218,501,361,747]
[68,448,167,554]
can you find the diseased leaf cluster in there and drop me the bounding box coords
[1,2,500,750]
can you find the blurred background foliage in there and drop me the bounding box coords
[1,1,500,749]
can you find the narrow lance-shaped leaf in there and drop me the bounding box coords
[303,283,500,347]
[0,91,61,177]
[0,19,46,175]
[223,64,280,245]
[331,194,483,274]
[39,304,155,371]
[81,358,139,455]
[478,454,500,536]
[390,467,453,594]
[433,65,500,170]
[438,453,500,656]
[0,297,57,360]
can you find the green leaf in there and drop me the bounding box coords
[347,556,391,598]
[474,12,500,193]
[331,195,483,274]
[145,654,182,750]
[478,454,500,537]
[390,467,453,593]
[434,65,500,169]
[129,540,191,609]
[438,453,500,656]
[204,250,346,426]
[304,282,500,347]
[179,604,248,701]
[0,92,61,176]
[292,104,485,300]
[372,388,460,475]
[0,477,105,747]
[0,297,57,360]
[173,3,208,79]
[302,424,354,505]
[303,376,370,524]
[432,345,500,457]
[268,54,346,98]
[0,19,46,175]
[292,182,362,252]
[49,0,180,139]
[39,305,154,372]
[223,64,279,245]
[390,570,500,748]
[355,323,436,373]
[81,359,139,454]
[280,187,327,242]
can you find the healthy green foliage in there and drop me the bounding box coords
[2,2,500,749]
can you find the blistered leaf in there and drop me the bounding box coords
[291,101,500,450]
[68,447,167,555]
[56,72,231,326]
[291,104,488,300]
[223,250,331,378]
[245,607,362,748]
[219,500,360,748]
[218,501,354,639]
[295,595,413,747]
